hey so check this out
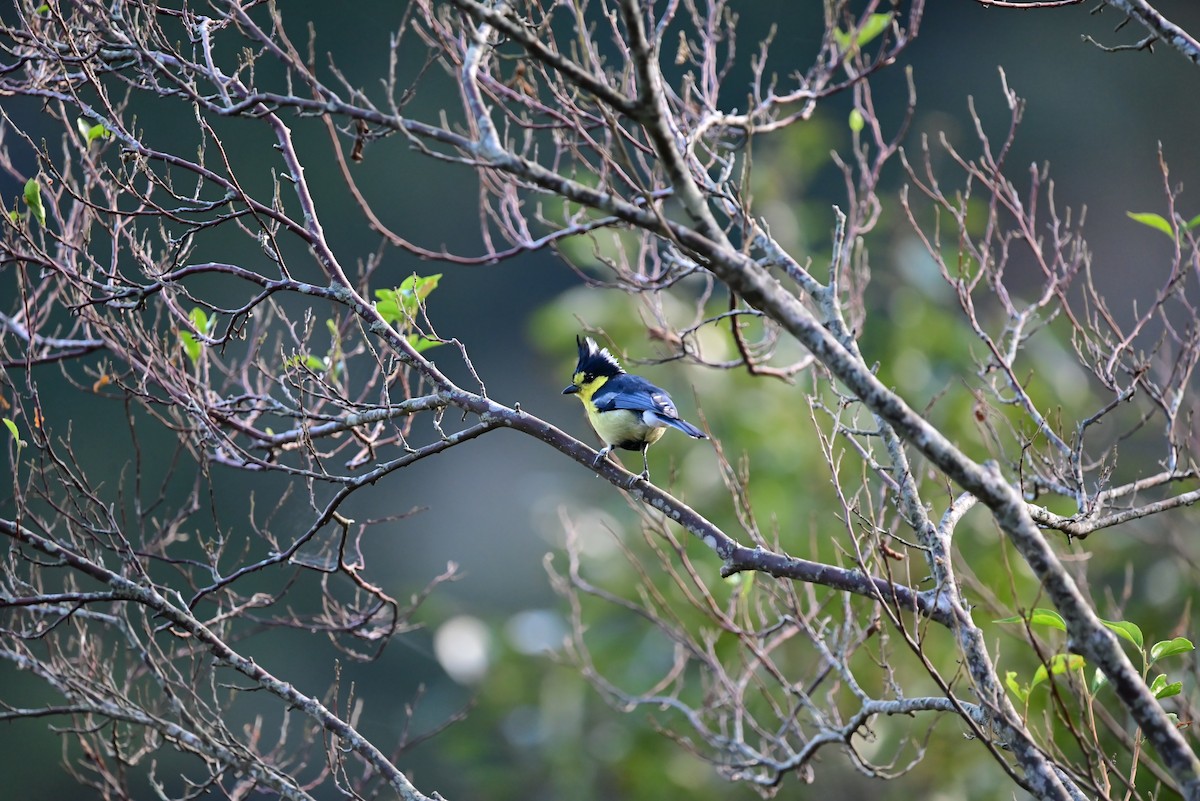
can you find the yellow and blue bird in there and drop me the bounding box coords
[563,336,707,484]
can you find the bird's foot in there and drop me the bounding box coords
[626,470,649,488]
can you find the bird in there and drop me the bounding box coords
[562,335,707,485]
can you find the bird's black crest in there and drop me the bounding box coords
[574,336,624,378]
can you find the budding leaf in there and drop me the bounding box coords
[407,333,444,353]
[3,417,25,448]
[1151,674,1183,700]
[23,178,46,227]
[375,273,442,329]
[1102,619,1144,651]
[834,13,893,53]
[995,608,1066,632]
[1150,637,1195,665]
[77,117,111,146]
[1030,654,1085,691]
[179,307,212,365]
[1127,211,1174,238]
[1004,671,1028,703]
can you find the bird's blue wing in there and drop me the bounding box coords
[592,376,679,417]
[593,376,707,439]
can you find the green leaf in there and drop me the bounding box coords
[179,308,212,365]
[848,109,865,134]
[23,178,45,227]
[832,27,851,52]
[3,417,24,448]
[995,608,1067,632]
[1090,667,1107,694]
[189,307,214,335]
[854,13,893,48]
[1030,654,1085,691]
[1186,213,1200,230]
[281,353,328,372]
[1102,619,1144,650]
[374,288,403,325]
[398,272,441,317]
[1004,670,1028,703]
[1029,664,1048,690]
[376,273,441,330]
[407,333,444,353]
[1126,211,1175,238]
[834,13,893,53]
[77,118,111,146]
[1150,674,1182,699]
[179,332,201,364]
[1150,637,1195,665]
[35,3,49,13]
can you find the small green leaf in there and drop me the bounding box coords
[282,353,328,372]
[848,109,865,134]
[1150,637,1195,665]
[407,333,443,353]
[189,307,214,335]
[1127,211,1175,238]
[1151,675,1183,700]
[397,272,442,317]
[35,3,50,13]
[854,13,893,48]
[1030,654,1085,691]
[23,178,46,227]
[1029,664,1048,690]
[834,13,893,53]
[376,274,442,330]
[179,308,212,365]
[995,608,1067,632]
[1004,670,1028,703]
[374,288,403,325]
[3,417,25,448]
[1090,667,1107,694]
[1028,609,1068,631]
[1186,213,1200,230]
[179,332,201,364]
[77,118,111,146]
[1102,619,1144,650]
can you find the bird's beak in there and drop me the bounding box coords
[562,385,579,395]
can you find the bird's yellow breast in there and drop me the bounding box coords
[570,375,663,451]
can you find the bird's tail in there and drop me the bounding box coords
[660,415,707,439]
